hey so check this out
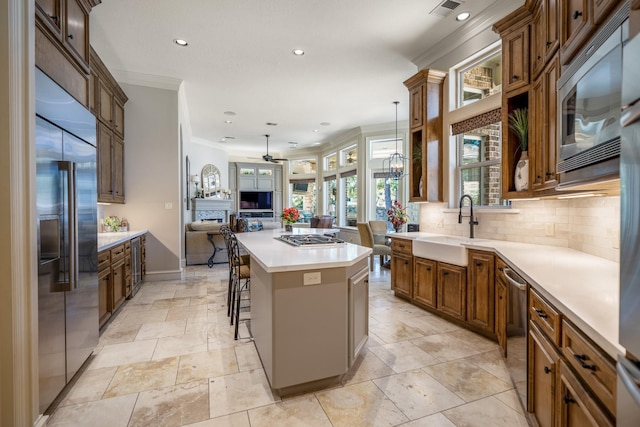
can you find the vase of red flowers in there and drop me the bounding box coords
[280,207,300,232]
[387,200,409,233]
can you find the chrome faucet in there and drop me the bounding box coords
[458,194,479,238]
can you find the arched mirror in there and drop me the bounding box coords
[201,164,221,198]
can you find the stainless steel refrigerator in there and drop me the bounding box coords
[618,21,640,426]
[36,68,98,413]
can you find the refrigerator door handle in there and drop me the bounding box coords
[56,160,75,292]
[621,99,640,128]
[618,359,640,407]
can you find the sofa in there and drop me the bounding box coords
[185,220,228,265]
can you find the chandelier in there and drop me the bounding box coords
[383,101,407,180]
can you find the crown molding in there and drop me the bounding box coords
[110,69,182,91]
[412,0,523,70]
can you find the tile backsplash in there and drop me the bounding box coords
[418,196,620,262]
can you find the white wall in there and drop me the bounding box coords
[103,83,182,280]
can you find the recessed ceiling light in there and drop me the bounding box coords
[320,122,331,126]
[174,39,188,47]
[266,122,278,126]
[455,11,471,21]
[292,49,305,56]
[313,129,319,133]
[224,120,232,124]
[312,142,321,146]
[223,111,236,116]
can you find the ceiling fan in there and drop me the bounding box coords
[261,134,288,163]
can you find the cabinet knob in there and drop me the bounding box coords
[426,266,431,271]
[546,172,554,178]
[475,262,482,267]
[512,74,519,80]
[404,260,409,265]
[537,55,542,60]
[546,41,552,47]
[67,34,74,40]
[544,366,551,374]
[498,267,504,272]
[50,15,59,22]
[443,271,449,276]
[572,10,583,19]
[562,395,576,405]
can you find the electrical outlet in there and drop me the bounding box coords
[545,223,554,237]
[303,271,321,286]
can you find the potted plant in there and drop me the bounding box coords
[280,207,300,232]
[508,108,529,191]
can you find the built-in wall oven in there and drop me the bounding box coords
[557,6,629,189]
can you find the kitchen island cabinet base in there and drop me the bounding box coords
[251,258,368,396]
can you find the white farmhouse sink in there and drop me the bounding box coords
[412,236,486,266]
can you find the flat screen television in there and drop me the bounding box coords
[239,191,273,210]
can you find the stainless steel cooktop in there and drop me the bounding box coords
[275,234,345,247]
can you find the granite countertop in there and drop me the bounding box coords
[235,228,371,273]
[98,229,148,252]
[389,232,622,358]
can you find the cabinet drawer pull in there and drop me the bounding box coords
[50,15,59,22]
[475,262,482,267]
[572,10,583,20]
[562,395,576,405]
[573,354,597,371]
[534,308,548,318]
[544,366,551,374]
[67,34,74,40]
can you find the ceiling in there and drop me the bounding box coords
[90,0,514,158]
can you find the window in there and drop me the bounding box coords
[341,170,357,227]
[370,137,403,159]
[458,51,501,107]
[324,175,337,219]
[372,172,399,230]
[457,123,502,206]
[341,145,357,166]
[290,158,317,174]
[325,153,337,171]
[290,179,316,223]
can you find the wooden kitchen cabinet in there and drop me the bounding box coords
[97,251,112,328]
[413,257,437,309]
[531,54,559,193]
[437,262,467,321]
[528,322,560,427]
[559,0,592,64]
[403,69,446,203]
[467,250,495,334]
[391,253,413,299]
[557,359,614,427]
[91,47,128,204]
[531,0,559,79]
[501,20,531,95]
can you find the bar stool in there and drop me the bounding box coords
[228,235,251,340]
[220,225,249,317]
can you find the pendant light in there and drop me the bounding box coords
[383,101,407,180]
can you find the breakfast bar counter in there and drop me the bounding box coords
[235,229,371,395]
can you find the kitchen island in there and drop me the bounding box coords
[235,228,371,395]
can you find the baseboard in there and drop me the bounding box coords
[145,269,182,281]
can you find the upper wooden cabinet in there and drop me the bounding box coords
[559,0,592,64]
[403,69,446,203]
[531,54,559,193]
[35,0,92,71]
[531,0,559,78]
[91,47,128,203]
[503,23,531,94]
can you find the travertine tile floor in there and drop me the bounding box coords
[46,262,530,427]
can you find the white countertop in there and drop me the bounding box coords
[390,232,622,358]
[98,229,148,252]
[235,228,371,273]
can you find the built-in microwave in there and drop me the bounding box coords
[557,10,629,189]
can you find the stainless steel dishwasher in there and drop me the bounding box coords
[498,265,528,409]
